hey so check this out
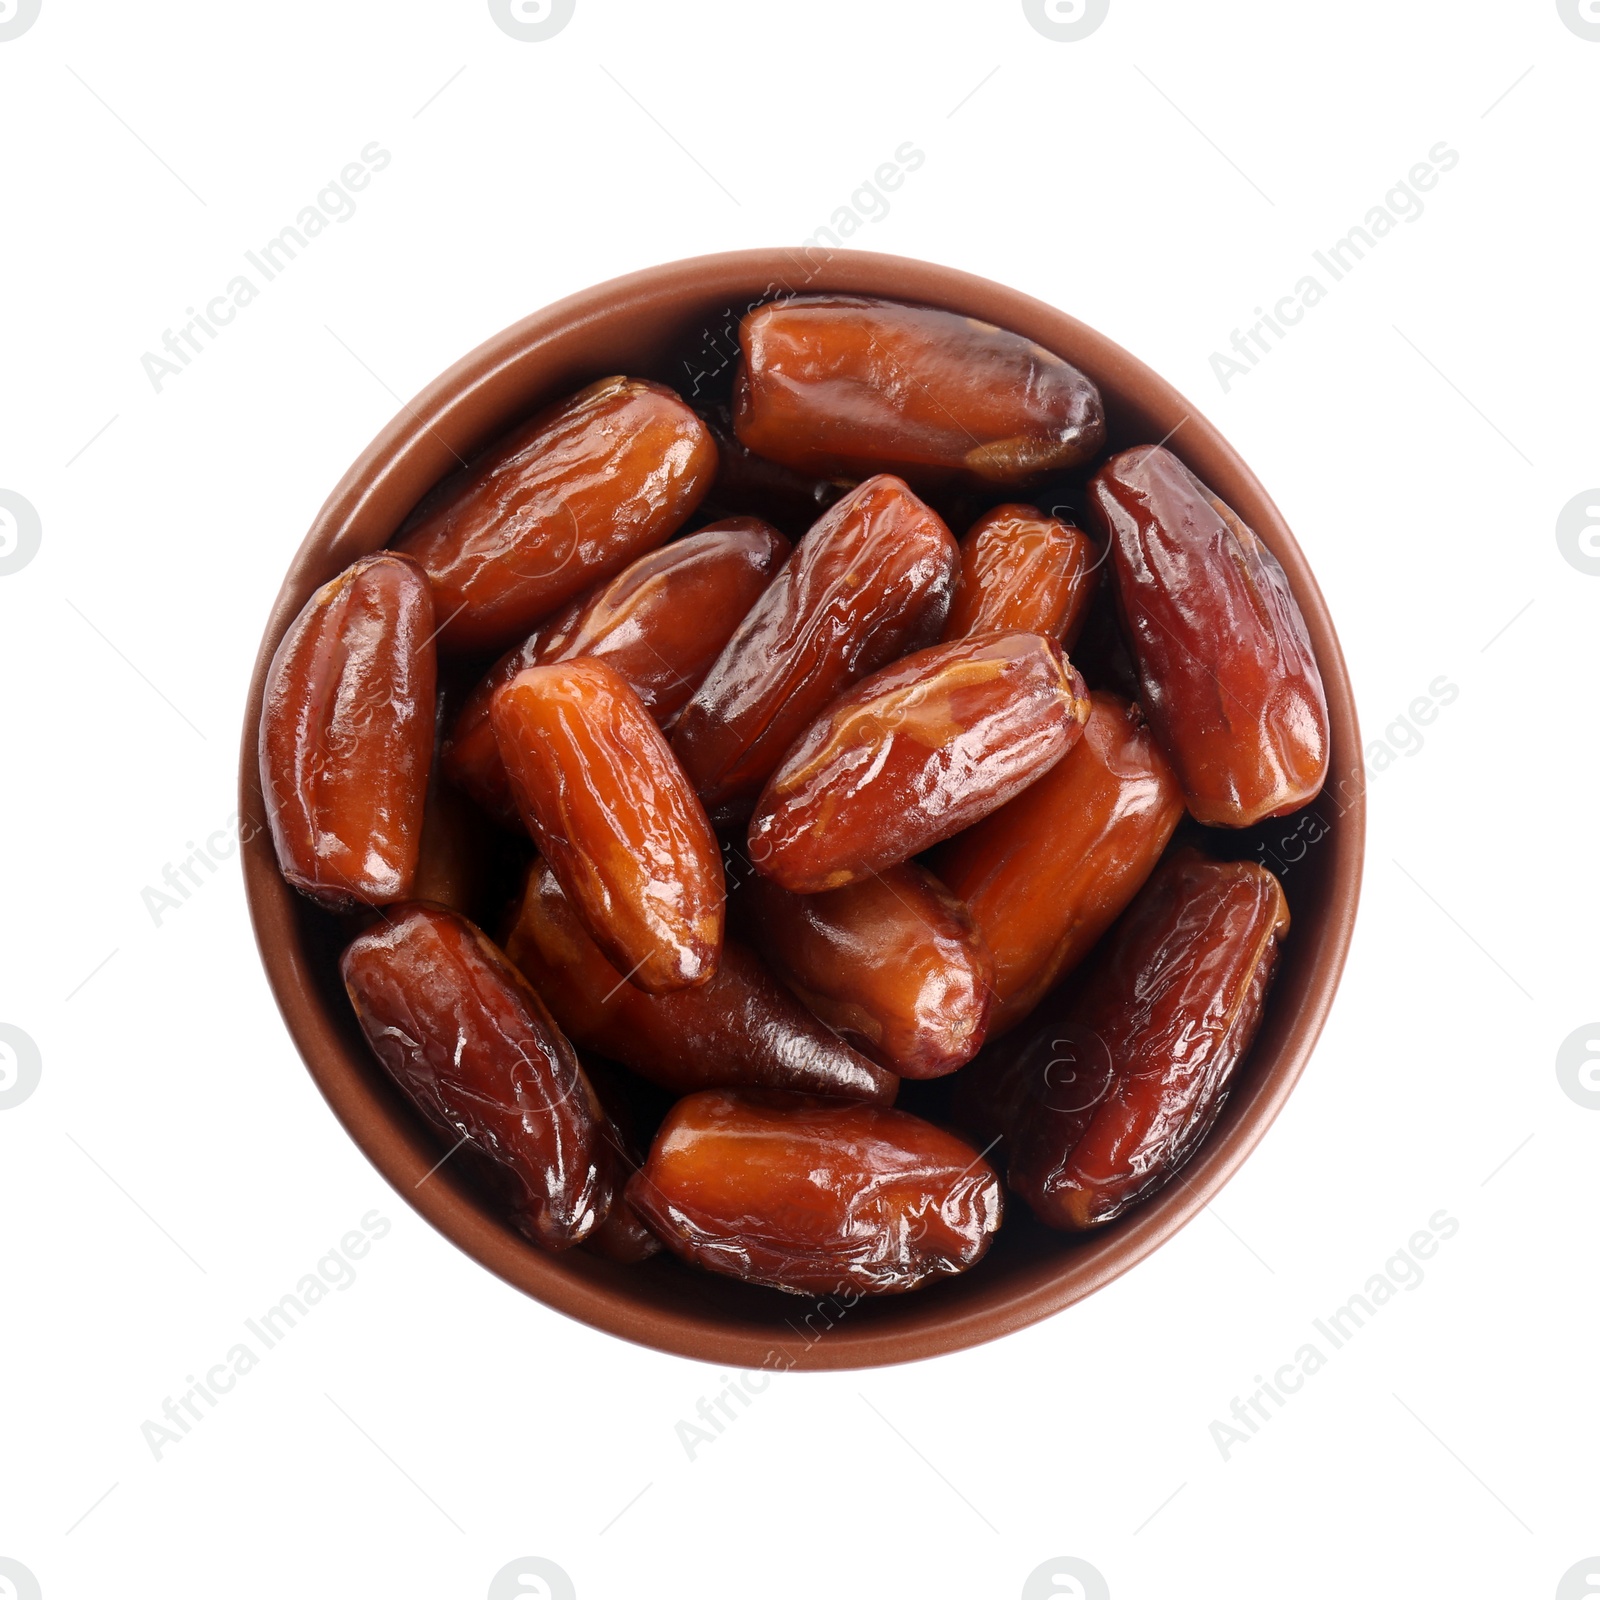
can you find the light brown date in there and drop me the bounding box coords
[732,295,1106,487]
[748,631,1091,893]
[490,659,723,994]
[1089,445,1330,827]
[442,517,789,828]
[626,1089,1002,1296]
[740,862,994,1079]
[258,552,436,909]
[505,859,898,1104]
[941,504,1100,648]
[340,903,616,1251]
[1008,849,1290,1231]
[936,691,1184,1034]
[671,474,958,822]
[394,376,717,653]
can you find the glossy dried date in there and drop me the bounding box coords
[672,474,957,820]
[442,518,788,827]
[626,1089,1002,1296]
[394,376,717,653]
[936,691,1184,1034]
[733,295,1106,486]
[1089,446,1329,826]
[748,631,1091,893]
[741,862,994,1079]
[506,859,897,1104]
[490,659,723,994]
[258,551,436,909]
[340,903,615,1251]
[941,504,1100,648]
[1009,849,1290,1231]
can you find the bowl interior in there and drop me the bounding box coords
[239,249,1363,1370]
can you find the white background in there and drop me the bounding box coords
[2,2,1596,1597]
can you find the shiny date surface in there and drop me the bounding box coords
[732,296,1106,487]
[626,1089,1002,1296]
[672,474,958,821]
[443,517,788,828]
[1090,446,1330,827]
[941,503,1100,648]
[395,376,716,653]
[258,552,436,909]
[749,631,1091,893]
[506,859,897,1104]
[490,659,723,994]
[1008,849,1290,1231]
[741,862,994,1079]
[341,903,616,1251]
[936,691,1184,1034]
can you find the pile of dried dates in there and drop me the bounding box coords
[258,294,1329,1300]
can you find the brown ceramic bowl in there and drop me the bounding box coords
[239,249,1363,1369]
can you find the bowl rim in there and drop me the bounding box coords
[238,247,1365,1370]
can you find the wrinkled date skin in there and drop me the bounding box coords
[443,518,789,827]
[741,862,995,1079]
[672,474,958,821]
[1089,446,1330,827]
[941,504,1100,649]
[1008,849,1291,1231]
[626,1090,1002,1296]
[258,552,437,909]
[937,691,1185,1035]
[340,903,616,1251]
[394,376,717,653]
[490,660,724,994]
[749,631,1091,893]
[732,296,1106,487]
[506,859,897,1104]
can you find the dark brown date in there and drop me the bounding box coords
[394,376,717,653]
[505,859,897,1104]
[626,1089,1002,1296]
[340,903,616,1251]
[936,691,1184,1034]
[748,631,1091,893]
[671,474,958,822]
[941,504,1100,648]
[258,552,436,909]
[1089,446,1329,827]
[442,518,788,828]
[1008,849,1290,1230]
[732,296,1106,487]
[741,862,994,1079]
[490,660,723,994]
